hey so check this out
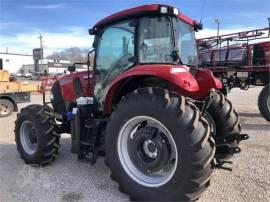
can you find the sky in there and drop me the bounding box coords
[0,0,269,56]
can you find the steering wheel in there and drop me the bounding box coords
[101,53,133,88]
[114,53,133,68]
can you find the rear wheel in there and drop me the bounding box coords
[0,99,14,117]
[206,90,241,160]
[15,104,60,166]
[258,84,270,122]
[106,88,215,201]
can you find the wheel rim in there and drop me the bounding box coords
[20,121,38,155]
[117,116,178,187]
[204,112,216,136]
[0,101,12,116]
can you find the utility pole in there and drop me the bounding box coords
[38,34,44,72]
[215,18,220,48]
[38,34,43,55]
[215,18,221,62]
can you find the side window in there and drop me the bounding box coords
[94,21,135,107]
[139,17,173,63]
[96,21,135,73]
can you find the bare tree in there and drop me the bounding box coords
[47,47,93,63]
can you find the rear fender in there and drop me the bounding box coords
[103,65,199,115]
[193,68,222,99]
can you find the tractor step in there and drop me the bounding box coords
[78,119,105,164]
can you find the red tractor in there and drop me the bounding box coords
[14,5,248,201]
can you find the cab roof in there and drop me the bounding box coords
[94,4,195,29]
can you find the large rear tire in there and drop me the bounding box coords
[15,104,60,166]
[258,84,270,122]
[206,90,241,160]
[105,88,215,201]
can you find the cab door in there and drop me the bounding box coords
[94,20,135,108]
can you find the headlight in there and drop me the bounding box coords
[170,67,187,74]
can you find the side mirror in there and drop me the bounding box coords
[68,65,76,73]
[89,28,98,35]
[194,22,203,32]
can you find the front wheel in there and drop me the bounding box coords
[205,90,241,160]
[258,84,270,122]
[15,105,60,166]
[105,88,215,201]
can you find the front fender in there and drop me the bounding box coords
[193,68,222,99]
[58,70,93,102]
[104,64,199,114]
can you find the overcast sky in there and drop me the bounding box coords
[0,0,269,55]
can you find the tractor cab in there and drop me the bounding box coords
[57,5,220,114]
[90,5,200,68]
[88,4,208,107]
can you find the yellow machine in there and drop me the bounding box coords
[0,70,39,93]
[0,69,39,117]
[0,70,9,82]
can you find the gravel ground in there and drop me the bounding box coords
[0,87,269,202]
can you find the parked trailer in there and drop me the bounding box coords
[197,24,270,121]
[0,68,39,117]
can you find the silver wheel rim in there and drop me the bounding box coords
[20,121,38,155]
[204,112,216,136]
[0,101,12,116]
[117,116,178,187]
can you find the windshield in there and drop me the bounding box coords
[173,18,198,67]
[138,16,198,67]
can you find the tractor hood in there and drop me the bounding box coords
[58,70,94,102]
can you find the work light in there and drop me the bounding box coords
[173,8,179,16]
[160,6,168,14]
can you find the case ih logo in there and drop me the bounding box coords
[33,48,43,60]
